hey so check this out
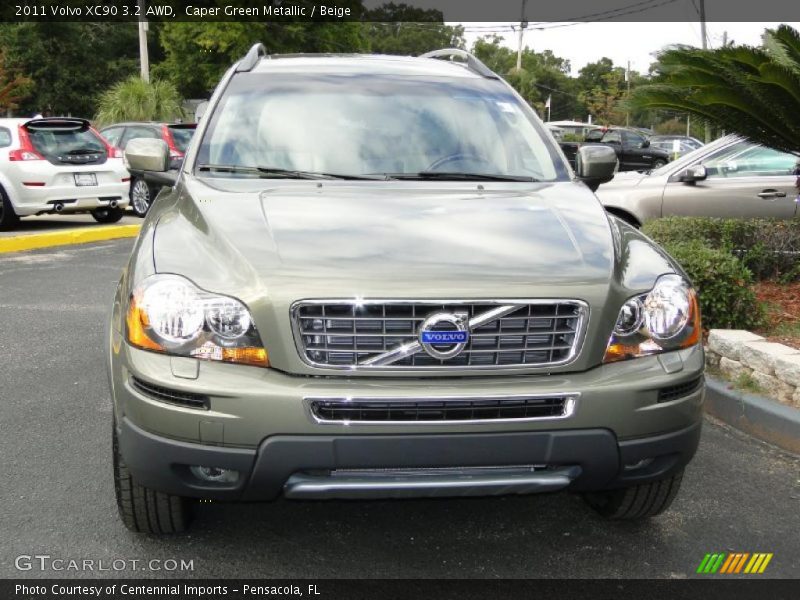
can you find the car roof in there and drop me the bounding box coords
[0,117,92,128]
[249,53,485,79]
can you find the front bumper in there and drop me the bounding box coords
[118,416,701,500]
[110,340,705,501]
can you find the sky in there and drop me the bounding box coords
[452,21,800,75]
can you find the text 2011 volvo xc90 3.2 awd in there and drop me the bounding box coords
[107,46,705,534]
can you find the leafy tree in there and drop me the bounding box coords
[0,23,141,117]
[471,35,583,121]
[94,76,183,127]
[577,58,616,92]
[579,69,627,125]
[0,50,32,113]
[156,20,368,99]
[630,24,800,154]
[362,3,464,55]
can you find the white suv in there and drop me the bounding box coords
[0,117,131,230]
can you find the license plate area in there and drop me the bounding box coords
[73,173,97,186]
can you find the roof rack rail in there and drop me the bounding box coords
[419,48,498,79]
[236,43,267,72]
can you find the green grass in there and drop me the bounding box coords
[732,371,763,394]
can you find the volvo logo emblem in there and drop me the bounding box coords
[418,312,470,359]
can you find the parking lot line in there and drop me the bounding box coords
[0,224,141,254]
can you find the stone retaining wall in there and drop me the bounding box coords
[706,330,800,408]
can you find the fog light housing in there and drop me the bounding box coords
[190,465,240,484]
[623,458,654,471]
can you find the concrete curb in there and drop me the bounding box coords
[705,375,800,455]
[0,224,141,254]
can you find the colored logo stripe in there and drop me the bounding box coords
[697,553,773,574]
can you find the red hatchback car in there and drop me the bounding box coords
[99,122,196,216]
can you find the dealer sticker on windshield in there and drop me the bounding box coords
[73,173,97,186]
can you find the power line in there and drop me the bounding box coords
[530,0,681,31]
[400,0,681,34]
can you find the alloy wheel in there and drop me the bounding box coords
[131,179,151,216]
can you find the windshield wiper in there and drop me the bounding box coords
[198,164,333,179]
[198,164,386,180]
[385,171,539,182]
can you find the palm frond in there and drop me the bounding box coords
[630,27,800,155]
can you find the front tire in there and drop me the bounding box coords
[129,177,154,217]
[91,207,125,224]
[0,185,20,231]
[582,470,684,520]
[113,424,194,534]
[651,159,667,169]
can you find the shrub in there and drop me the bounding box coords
[643,217,800,281]
[94,76,183,128]
[661,240,764,330]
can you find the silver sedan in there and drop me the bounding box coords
[596,135,799,226]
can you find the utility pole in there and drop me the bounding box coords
[625,60,631,127]
[516,0,528,71]
[138,0,150,82]
[699,0,710,142]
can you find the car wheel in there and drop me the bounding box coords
[130,177,154,217]
[651,159,667,169]
[113,423,194,534]
[0,185,20,231]
[91,207,125,224]
[582,469,683,520]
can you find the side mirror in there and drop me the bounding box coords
[124,138,169,173]
[678,164,707,184]
[575,145,617,191]
[641,139,650,148]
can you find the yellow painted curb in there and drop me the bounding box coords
[0,224,141,254]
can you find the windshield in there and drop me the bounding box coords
[648,135,738,176]
[195,73,569,181]
[26,124,104,157]
[169,126,195,153]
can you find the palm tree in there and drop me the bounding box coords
[94,76,183,127]
[630,25,800,155]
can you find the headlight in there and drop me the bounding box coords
[126,275,269,367]
[603,274,701,363]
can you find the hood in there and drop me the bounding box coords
[152,177,615,301]
[599,170,650,189]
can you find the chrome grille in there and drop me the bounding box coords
[308,394,576,423]
[292,300,587,370]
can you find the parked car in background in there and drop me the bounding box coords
[0,117,129,230]
[99,122,196,216]
[648,135,703,159]
[596,135,799,226]
[546,124,566,141]
[547,120,602,139]
[569,127,671,172]
[559,127,670,172]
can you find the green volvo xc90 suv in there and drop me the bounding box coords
[108,46,705,534]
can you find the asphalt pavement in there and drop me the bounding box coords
[1,240,799,579]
